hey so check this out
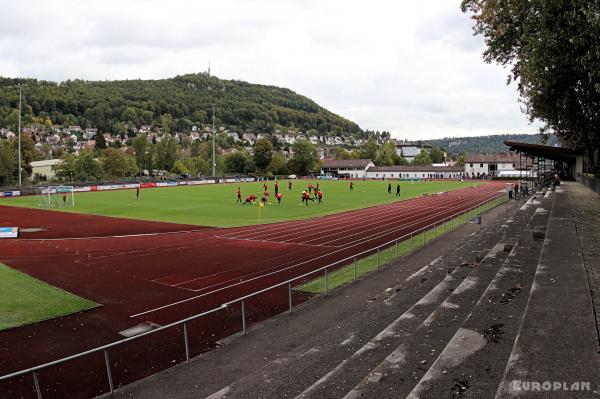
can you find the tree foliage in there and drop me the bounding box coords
[0,140,15,185]
[291,140,318,176]
[253,138,273,172]
[0,74,362,137]
[267,152,289,175]
[224,151,254,174]
[412,149,433,166]
[461,0,600,167]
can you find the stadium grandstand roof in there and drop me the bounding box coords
[503,141,583,163]
[321,159,373,168]
[464,152,528,164]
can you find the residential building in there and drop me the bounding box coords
[242,132,256,145]
[83,128,97,140]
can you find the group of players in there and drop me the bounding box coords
[237,180,324,206]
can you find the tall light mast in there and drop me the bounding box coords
[17,84,22,187]
[212,104,216,176]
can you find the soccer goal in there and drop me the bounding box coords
[35,186,75,207]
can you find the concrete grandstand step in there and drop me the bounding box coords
[284,202,537,398]
[399,194,554,399]
[202,242,497,399]
[495,186,600,398]
[339,192,553,399]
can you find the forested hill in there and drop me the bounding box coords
[0,74,362,136]
[427,133,559,155]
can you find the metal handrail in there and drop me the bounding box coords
[0,193,506,397]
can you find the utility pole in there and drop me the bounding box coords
[17,84,22,187]
[212,104,216,176]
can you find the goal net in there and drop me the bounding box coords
[35,186,75,208]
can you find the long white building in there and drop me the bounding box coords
[464,152,531,177]
[365,165,464,179]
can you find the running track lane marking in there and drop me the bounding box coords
[130,193,503,318]
[212,235,339,248]
[219,188,496,244]
[163,193,494,289]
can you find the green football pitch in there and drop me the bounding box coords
[0,263,98,331]
[0,180,481,227]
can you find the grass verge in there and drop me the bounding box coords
[297,195,506,294]
[0,263,99,331]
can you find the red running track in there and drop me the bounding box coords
[0,182,506,399]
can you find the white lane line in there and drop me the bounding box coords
[131,192,502,317]
[213,235,339,248]
[166,195,490,290]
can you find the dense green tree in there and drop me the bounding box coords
[253,138,273,172]
[412,149,432,166]
[0,140,15,185]
[429,147,445,164]
[156,135,178,171]
[95,132,107,150]
[224,151,254,174]
[461,0,600,169]
[132,134,152,171]
[121,107,139,125]
[101,148,138,178]
[291,139,318,176]
[74,151,101,181]
[17,133,40,176]
[374,141,396,166]
[267,152,289,175]
[360,137,379,160]
[182,156,210,176]
[171,159,190,175]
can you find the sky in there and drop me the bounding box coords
[0,0,541,140]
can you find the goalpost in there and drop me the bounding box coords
[35,186,75,208]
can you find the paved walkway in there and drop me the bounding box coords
[569,182,600,349]
[107,183,600,399]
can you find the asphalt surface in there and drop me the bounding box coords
[107,183,600,399]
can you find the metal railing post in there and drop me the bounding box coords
[434,223,437,238]
[422,229,425,246]
[443,218,446,235]
[376,248,380,270]
[395,240,398,257]
[411,233,413,250]
[33,371,42,399]
[288,282,293,314]
[241,300,246,335]
[183,322,190,363]
[104,350,114,394]
[324,268,328,295]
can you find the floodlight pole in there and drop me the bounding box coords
[17,84,22,187]
[212,104,216,177]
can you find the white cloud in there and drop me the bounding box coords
[0,0,539,139]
